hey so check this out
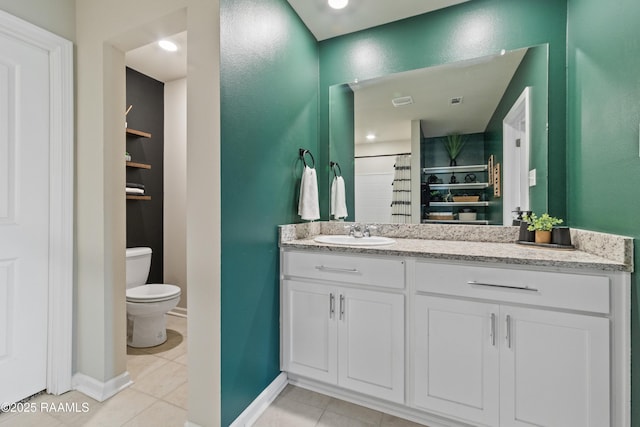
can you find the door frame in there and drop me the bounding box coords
[0,10,74,396]
[502,87,530,225]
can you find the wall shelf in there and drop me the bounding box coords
[422,219,490,225]
[423,164,488,174]
[429,201,489,207]
[126,195,151,200]
[126,161,151,169]
[126,128,152,138]
[429,183,489,190]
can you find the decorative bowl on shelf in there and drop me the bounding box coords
[458,212,477,221]
[429,212,454,220]
[453,195,479,202]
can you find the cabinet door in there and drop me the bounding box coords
[338,288,405,403]
[500,307,610,427]
[282,280,337,384]
[414,295,500,427]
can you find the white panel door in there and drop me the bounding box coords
[282,280,338,384]
[414,295,500,426]
[0,30,50,403]
[338,288,404,403]
[500,307,610,427]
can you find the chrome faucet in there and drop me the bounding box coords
[345,223,363,238]
[344,223,377,238]
[363,224,377,237]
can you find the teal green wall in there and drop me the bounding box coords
[566,0,640,423]
[329,84,355,219]
[220,0,318,424]
[319,0,567,220]
[485,44,549,223]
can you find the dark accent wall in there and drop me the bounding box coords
[220,0,318,424]
[319,0,568,221]
[566,0,640,423]
[125,67,164,284]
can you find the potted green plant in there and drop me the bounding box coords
[522,213,563,244]
[441,133,466,166]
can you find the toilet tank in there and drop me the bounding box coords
[125,247,152,289]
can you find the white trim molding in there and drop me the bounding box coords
[72,372,133,403]
[229,372,288,427]
[170,307,188,318]
[0,10,74,396]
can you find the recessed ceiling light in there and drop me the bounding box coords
[328,0,348,10]
[366,133,376,141]
[158,40,178,52]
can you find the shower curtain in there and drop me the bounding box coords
[391,154,411,223]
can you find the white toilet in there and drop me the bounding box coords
[126,247,181,348]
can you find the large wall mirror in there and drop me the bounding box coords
[329,44,549,226]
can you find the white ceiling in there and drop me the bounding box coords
[125,1,468,81]
[125,31,187,83]
[286,0,470,41]
[353,48,528,144]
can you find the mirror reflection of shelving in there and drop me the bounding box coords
[126,128,152,201]
[422,164,490,225]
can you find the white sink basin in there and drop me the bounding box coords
[313,235,396,246]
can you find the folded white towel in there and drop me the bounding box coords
[331,175,348,219]
[126,187,145,195]
[298,166,320,221]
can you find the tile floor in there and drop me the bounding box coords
[1,315,428,427]
[0,315,188,427]
[253,385,428,427]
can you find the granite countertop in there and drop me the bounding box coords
[279,223,633,272]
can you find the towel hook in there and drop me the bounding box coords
[330,161,342,177]
[299,148,315,168]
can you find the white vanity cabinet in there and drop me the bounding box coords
[414,260,611,427]
[281,250,406,403]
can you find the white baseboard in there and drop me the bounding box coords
[169,307,187,318]
[72,371,133,402]
[289,376,474,427]
[229,372,288,427]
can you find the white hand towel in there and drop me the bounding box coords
[331,176,348,219]
[298,166,320,221]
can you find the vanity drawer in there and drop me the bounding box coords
[415,261,610,314]
[283,250,405,289]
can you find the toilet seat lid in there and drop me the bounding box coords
[126,284,181,303]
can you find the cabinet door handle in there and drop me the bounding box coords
[339,294,345,320]
[506,314,512,349]
[490,313,496,347]
[315,265,360,274]
[467,281,538,292]
[329,293,335,319]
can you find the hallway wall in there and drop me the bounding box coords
[164,78,188,309]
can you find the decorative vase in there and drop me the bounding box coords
[518,222,535,242]
[449,158,457,167]
[534,230,552,244]
[551,227,572,246]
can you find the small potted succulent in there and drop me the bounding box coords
[522,213,563,244]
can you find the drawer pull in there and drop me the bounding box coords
[315,265,360,274]
[490,313,496,347]
[329,293,335,319]
[467,281,539,292]
[339,294,345,320]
